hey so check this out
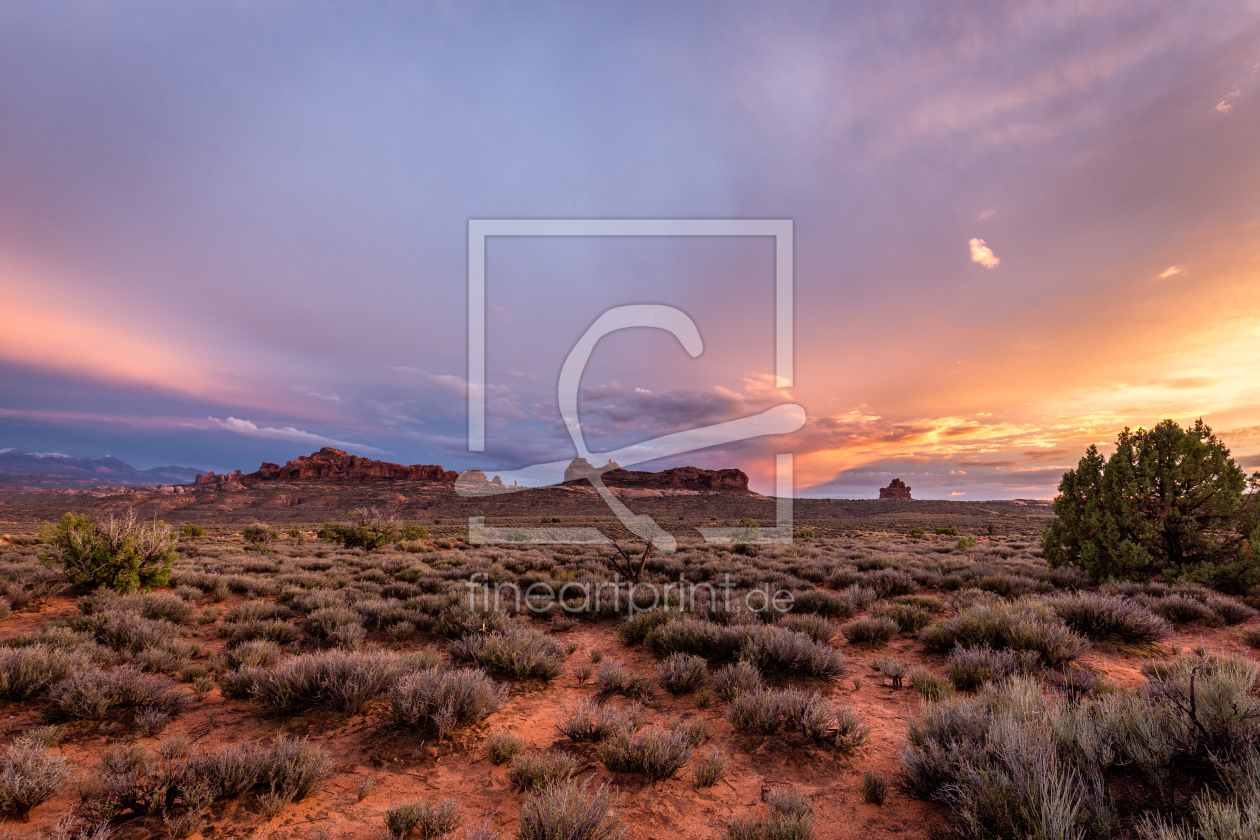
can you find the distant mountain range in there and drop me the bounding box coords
[0,449,203,488]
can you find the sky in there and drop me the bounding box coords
[1,1,1259,499]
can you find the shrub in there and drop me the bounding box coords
[713,661,764,701]
[486,731,525,764]
[385,798,462,840]
[1042,419,1260,590]
[597,726,691,780]
[779,614,838,645]
[728,688,868,751]
[934,527,960,537]
[227,639,283,670]
[382,668,506,737]
[909,667,954,702]
[790,589,857,620]
[656,653,709,696]
[919,602,1086,666]
[403,525,430,541]
[181,523,207,538]
[595,660,653,702]
[509,752,579,791]
[517,780,623,840]
[436,605,511,640]
[225,618,302,648]
[448,626,565,681]
[727,786,813,840]
[643,618,745,661]
[555,699,634,743]
[254,650,404,715]
[1242,627,1260,649]
[946,646,1041,691]
[737,625,846,679]
[860,771,887,805]
[241,524,273,546]
[303,607,362,644]
[224,601,293,623]
[872,657,907,689]
[47,667,185,719]
[0,734,72,817]
[694,749,728,787]
[840,616,897,648]
[0,645,92,700]
[876,603,932,634]
[1045,593,1172,643]
[40,510,176,593]
[318,509,400,550]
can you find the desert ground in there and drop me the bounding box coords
[1,479,1257,840]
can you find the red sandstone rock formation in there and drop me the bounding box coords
[195,448,457,485]
[879,478,912,499]
[599,465,748,491]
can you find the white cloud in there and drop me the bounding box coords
[1158,265,1182,279]
[207,417,385,455]
[969,238,1000,268]
[978,209,997,219]
[1216,88,1240,113]
[948,491,966,496]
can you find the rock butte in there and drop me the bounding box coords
[195,447,457,485]
[879,478,913,499]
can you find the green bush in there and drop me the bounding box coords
[403,524,429,541]
[1042,419,1260,591]
[40,510,176,593]
[318,508,400,550]
[935,526,960,537]
[181,523,207,538]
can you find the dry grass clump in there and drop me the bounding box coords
[738,625,846,678]
[655,653,710,696]
[727,786,812,840]
[712,661,764,701]
[1043,592,1172,643]
[860,771,887,805]
[252,649,405,715]
[778,613,838,643]
[517,780,624,840]
[945,646,1041,691]
[840,616,897,648]
[555,699,638,743]
[384,797,462,840]
[693,749,729,788]
[485,731,526,764]
[918,601,1086,666]
[596,726,692,780]
[909,666,954,701]
[509,751,579,790]
[46,667,186,720]
[595,660,654,702]
[728,688,869,752]
[448,626,565,681]
[381,668,506,737]
[0,645,93,700]
[0,734,72,817]
[82,737,331,825]
[901,653,1260,840]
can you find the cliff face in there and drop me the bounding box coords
[600,464,749,491]
[195,448,457,485]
